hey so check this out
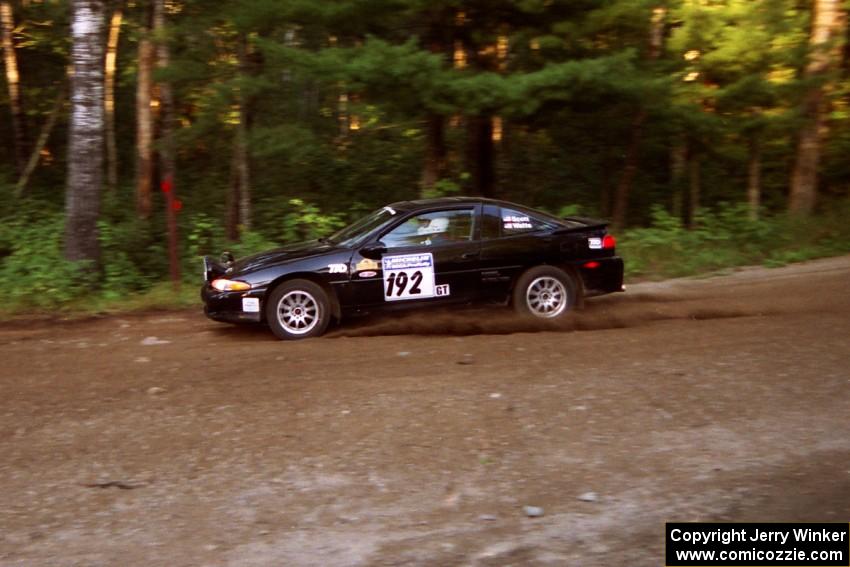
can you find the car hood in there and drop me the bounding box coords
[229,240,341,274]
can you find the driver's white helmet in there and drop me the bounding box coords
[417,216,449,235]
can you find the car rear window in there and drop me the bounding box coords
[498,207,557,236]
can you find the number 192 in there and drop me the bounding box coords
[386,270,423,297]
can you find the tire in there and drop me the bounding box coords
[512,265,577,320]
[265,279,332,340]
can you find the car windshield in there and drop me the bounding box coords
[327,206,399,246]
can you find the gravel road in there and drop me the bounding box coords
[2,256,849,566]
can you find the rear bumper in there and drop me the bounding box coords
[577,256,624,296]
[200,284,264,323]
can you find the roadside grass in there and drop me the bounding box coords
[0,282,200,321]
[2,200,849,320]
[620,201,850,280]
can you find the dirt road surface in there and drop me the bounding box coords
[2,256,850,566]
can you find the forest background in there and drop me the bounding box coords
[1,0,849,312]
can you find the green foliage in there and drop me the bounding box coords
[185,213,225,261]
[620,201,850,279]
[421,179,462,199]
[2,0,850,316]
[3,198,850,316]
[182,199,345,279]
[257,198,346,244]
[98,220,154,300]
[227,230,280,259]
[0,214,90,310]
[557,204,584,218]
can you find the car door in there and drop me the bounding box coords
[477,204,560,300]
[348,205,482,308]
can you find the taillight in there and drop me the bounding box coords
[602,234,616,249]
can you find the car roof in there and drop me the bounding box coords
[387,196,510,213]
[386,196,568,226]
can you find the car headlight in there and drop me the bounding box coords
[211,278,251,292]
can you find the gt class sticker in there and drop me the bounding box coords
[242,297,260,312]
[381,253,435,301]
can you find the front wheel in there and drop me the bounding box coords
[512,266,577,320]
[265,279,331,340]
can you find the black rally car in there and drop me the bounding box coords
[202,197,624,340]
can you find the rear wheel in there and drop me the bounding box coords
[266,279,331,340]
[512,266,577,320]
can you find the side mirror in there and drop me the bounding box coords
[360,242,387,260]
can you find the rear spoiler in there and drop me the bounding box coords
[553,216,610,234]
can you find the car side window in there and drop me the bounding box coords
[382,209,475,249]
[499,207,555,236]
[481,205,501,239]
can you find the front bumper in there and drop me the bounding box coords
[200,284,265,323]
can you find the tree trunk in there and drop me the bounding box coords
[688,153,700,229]
[226,142,240,241]
[226,100,251,240]
[236,36,251,233]
[420,112,446,197]
[670,137,687,221]
[16,85,66,197]
[466,114,494,197]
[610,6,666,229]
[789,0,847,215]
[599,153,613,217]
[1,1,27,176]
[135,7,154,219]
[789,92,827,214]
[104,5,122,192]
[419,18,451,198]
[154,0,179,286]
[227,35,252,240]
[747,135,762,221]
[65,0,105,263]
[611,109,646,230]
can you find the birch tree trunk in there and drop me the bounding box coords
[65,0,105,263]
[104,5,122,192]
[135,3,154,218]
[1,1,27,176]
[788,0,847,215]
